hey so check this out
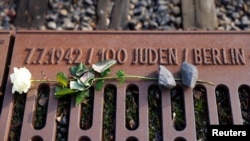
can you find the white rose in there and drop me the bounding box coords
[10,67,32,94]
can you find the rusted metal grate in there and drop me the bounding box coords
[0,31,12,112]
[0,32,11,90]
[0,31,250,141]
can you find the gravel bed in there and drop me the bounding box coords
[0,0,250,31]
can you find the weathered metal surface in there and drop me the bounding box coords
[0,31,11,93]
[0,31,12,141]
[1,31,250,141]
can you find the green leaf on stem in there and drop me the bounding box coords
[116,70,125,84]
[101,68,111,77]
[70,81,85,91]
[95,80,104,91]
[78,71,95,86]
[75,90,89,106]
[54,85,76,98]
[56,72,68,87]
[70,63,88,76]
[92,60,117,73]
[70,65,77,76]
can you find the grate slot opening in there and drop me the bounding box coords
[79,136,91,141]
[126,84,139,130]
[102,84,116,141]
[8,93,26,141]
[238,84,250,125]
[148,84,162,141]
[55,95,71,141]
[126,136,138,141]
[33,83,50,130]
[31,135,43,141]
[215,85,233,125]
[174,137,186,141]
[80,86,94,130]
[193,85,209,141]
[171,85,186,131]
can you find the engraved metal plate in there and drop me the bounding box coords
[1,31,250,141]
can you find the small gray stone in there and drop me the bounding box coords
[56,114,68,125]
[232,12,240,20]
[158,65,176,89]
[60,127,67,133]
[159,0,168,5]
[175,16,181,25]
[86,7,95,15]
[63,18,74,30]
[241,16,250,25]
[134,6,146,16]
[81,22,93,30]
[131,0,138,4]
[61,116,68,125]
[60,138,66,141]
[172,6,180,16]
[180,62,198,88]
[171,0,180,5]
[149,21,158,29]
[47,21,57,29]
[57,133,62,139]
[38,96,48,106]
[158,5,167,11]
[162,25,173,30]
[59,9,68,16]
[4,16,10,22]
[84,0,93,5]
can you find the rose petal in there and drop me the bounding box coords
[10,67,32,94]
